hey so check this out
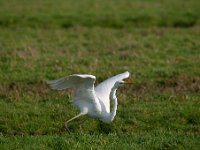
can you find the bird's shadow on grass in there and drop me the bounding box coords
[97,121,113,134]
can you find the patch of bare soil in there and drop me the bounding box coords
[157,75,200,93]
[0,81,49,95]
[124,75,200,95]
[0,81,74,101]
[0,75,199,99]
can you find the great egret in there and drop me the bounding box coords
[47,71,130,132]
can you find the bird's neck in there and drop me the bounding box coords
[106,86,118,123]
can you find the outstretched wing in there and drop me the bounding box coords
[95,71,130,113]
[47,74,96,91]
[47,74,99,113]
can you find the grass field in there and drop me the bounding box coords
[0,0,200,149]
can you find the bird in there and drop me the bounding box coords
[47,71,130,132]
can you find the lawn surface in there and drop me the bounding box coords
[0,0,200,149]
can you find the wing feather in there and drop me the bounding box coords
[95,71,130,113]
[47,74,96,90]
[48,74,99,113]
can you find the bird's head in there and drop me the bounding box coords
[114,80,133,88]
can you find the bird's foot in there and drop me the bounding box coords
[64,123,71,134]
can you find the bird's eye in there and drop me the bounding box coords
[120,82,124,85]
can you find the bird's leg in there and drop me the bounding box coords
[64,112,85,133]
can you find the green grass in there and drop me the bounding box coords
[0,0,200,149]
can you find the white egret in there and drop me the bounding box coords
[47,71,130,131]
